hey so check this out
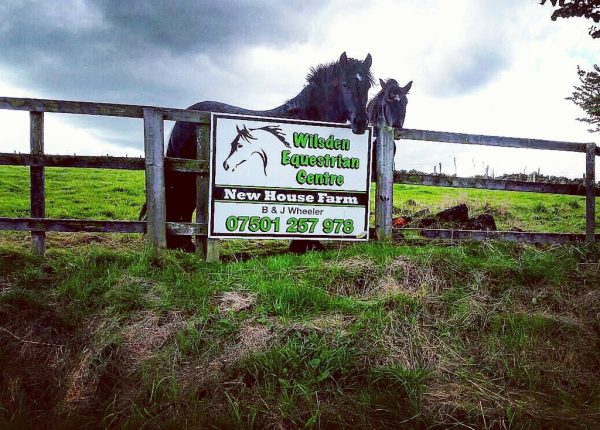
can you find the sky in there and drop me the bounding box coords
[0,0,597,178]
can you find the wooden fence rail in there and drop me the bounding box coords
[0,153,207,173]
[0,96,210,123]
[395,129,597,244]
[0,96,598,258]
[393,172,600,196]
[398,128,592,153]
[0,96,213,258]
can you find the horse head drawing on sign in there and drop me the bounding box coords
[367,79,412,179]
[222,124,291,175]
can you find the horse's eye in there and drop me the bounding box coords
[237,144,243,149]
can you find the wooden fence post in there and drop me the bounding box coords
[196,123,219,262]
[30,111,45,255]
[375,125,394,240]
[586,142,596,244]
[143,107,167,251]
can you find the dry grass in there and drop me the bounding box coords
[376,256,444,297]
[121,310,186,372]
[177,321,276,391]
[218,291,257,314]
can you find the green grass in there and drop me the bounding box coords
[389,183,598,233]
[0,240,599,429]
[1,166,597,233]
[0,166,145,220]
[1,166,600,428]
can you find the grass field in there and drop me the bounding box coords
[1,166,600,429]
[0,165,598,233]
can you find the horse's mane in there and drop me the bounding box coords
[306,58,375,86]
[251,125,291,148]
[238,125,257,143]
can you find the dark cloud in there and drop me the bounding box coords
[419,0,519,98]
[0,0,326,149]
[435,47,509,96]
[99,1,316,52]
[0,0,322,103]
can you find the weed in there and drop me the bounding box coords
[369,365,431,408]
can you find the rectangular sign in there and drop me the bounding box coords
[208,113,372,240]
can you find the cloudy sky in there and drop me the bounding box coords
[0,0,597,178]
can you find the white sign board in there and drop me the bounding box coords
[208,113,372,240]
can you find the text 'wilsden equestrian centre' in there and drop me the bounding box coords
[280,132,361,186]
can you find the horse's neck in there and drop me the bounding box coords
[256,85,311,118]
[367,92,384,124]
[261,84,342,122]
[368,93,389,140]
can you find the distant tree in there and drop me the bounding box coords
[541,1,600,132]
[540,0,600,38]
[567,64,600,133]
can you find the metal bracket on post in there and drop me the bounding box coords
[586,142,596,244]
[143,107,167,252]
[196,124,219,262]
[375,125,395,241]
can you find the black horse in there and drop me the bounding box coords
[367,78,412,181]
[165,52,374,251]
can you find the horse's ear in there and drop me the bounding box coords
[379,78,387,88]
[339,52,348,66]
[403,81,413,93]
[363,53,372,69]
[236,125,242,133]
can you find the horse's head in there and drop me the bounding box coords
[337,52,373,135]
[223,125,288,175]
[223,125,258,172]
[370,78,412,137]
[307,52,374,135]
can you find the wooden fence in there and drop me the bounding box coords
[0,96,597,261]
[388,129,598,244]
[0,96,217,260]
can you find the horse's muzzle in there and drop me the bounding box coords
[223,160,230,171]
[351,117,368,135]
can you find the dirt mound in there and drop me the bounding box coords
[399,204,499,231]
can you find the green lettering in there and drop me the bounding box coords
[296,169,307,184]
[293,132,309,148]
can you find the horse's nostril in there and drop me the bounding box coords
[352,123,367,135]
[223,161,229,170]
